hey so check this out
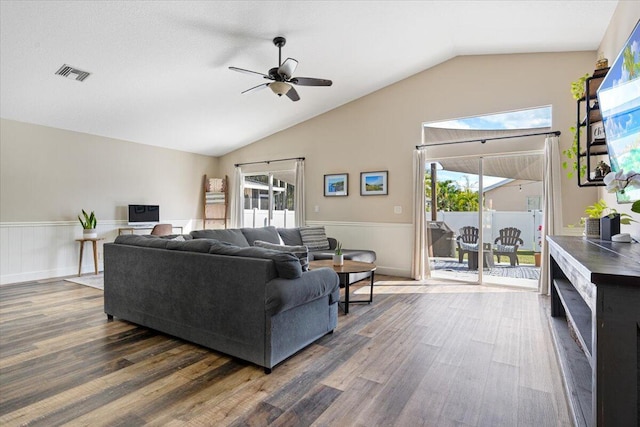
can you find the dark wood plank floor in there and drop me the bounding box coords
[0,275,571,426]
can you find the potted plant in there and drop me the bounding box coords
[534,225,542,267]
[571,73,590,101]
[333,241,344,266]
[584,199,633,238]
[563,73,590,180]
[78,209,97,239]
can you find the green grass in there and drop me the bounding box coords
[455,249,539,265]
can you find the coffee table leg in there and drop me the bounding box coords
[343,273,349,314]
[369,270,375,303]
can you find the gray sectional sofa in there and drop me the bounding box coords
[104,226,376,372]
[104,229,341,373]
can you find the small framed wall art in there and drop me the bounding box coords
[360,171,388,196]
[324,173,348,196]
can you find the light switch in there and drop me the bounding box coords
[394,206,402,214]
[314,205,320,213]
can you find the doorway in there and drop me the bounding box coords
[426,152,543,288]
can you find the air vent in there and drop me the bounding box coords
[55,64,91,82]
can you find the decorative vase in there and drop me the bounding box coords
[333,254,344,266]
[584,218,600,238]
[600,214,620,241]
[83,228,97,239]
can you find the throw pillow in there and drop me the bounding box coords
[240,226,281,246]
[496,244,516,253]
[277,228,304,246]
[299,226,330,251]
[460,242,478,251]
[253,240,309,271]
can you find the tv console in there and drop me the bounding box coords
[547,236,640,427]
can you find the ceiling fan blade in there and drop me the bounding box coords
[278,58,298,79]
[290,77,332,87]
[229,66,271,79]
[286,86,300,102]
[241,83,269,94]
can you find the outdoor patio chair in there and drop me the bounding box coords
[494,227,524,266]
[456,226,479,263]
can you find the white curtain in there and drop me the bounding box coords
[230,166,244,228]
[294,159,305,227]
[412,149,431,280]
[538,135,563,294]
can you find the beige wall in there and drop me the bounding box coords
[0,119,218,223]
[485,180,543,212]
[219,51,599,227]
[597,1,640,237]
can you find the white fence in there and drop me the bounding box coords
[243,209,296,228]
[436,210,543,251]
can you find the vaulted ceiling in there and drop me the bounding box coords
[0,1,618,157]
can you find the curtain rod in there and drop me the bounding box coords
[416,130,561,149]
[234,156,305,167]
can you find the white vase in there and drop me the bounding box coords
[333,254,344,266]
[83,229,97,239]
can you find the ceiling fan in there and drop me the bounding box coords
[229,36,332,102]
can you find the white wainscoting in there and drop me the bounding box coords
[1,219,414,285]
[0,219,199,285]
[306,220,413,278]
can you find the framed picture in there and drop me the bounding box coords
[324,173,348,196]
[361,171,388,196]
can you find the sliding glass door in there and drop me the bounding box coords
[426,152,543,287]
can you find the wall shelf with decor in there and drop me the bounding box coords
[203,175,228,229]
[576,67,610,187]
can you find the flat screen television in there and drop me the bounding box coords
[597,19,640,203]
[128,204,160,226]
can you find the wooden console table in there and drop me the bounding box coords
[547,236,640,427]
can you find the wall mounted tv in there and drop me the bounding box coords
[597,19,640,203]
[128,205,160,226]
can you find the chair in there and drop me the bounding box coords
[150,224,173,236]
[456,226,479,263]
[493,227,524,266]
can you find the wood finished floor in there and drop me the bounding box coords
[0,275,571,426]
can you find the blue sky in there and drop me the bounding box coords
[425,105,552,131]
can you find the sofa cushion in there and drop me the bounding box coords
[460,242,478,251]
[277,228,304,246]
[299,226,330,250]
[241,226,281,246]
[254,240,309,271]
[208,241,302,279]
[190,229,249,247]
[309,248,376,263]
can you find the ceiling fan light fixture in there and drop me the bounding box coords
[270,81,291,96]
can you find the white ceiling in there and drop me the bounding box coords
[0,1,618,157]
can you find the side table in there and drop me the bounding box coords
[75,237,105,276]
[308,259,376,314]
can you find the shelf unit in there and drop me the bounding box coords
[203,175,228,229]
[548,236,640,427]
[576,67,610,187]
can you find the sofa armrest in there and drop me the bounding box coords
[266,268,340,315]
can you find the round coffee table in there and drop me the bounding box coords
[308,259,376,314]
